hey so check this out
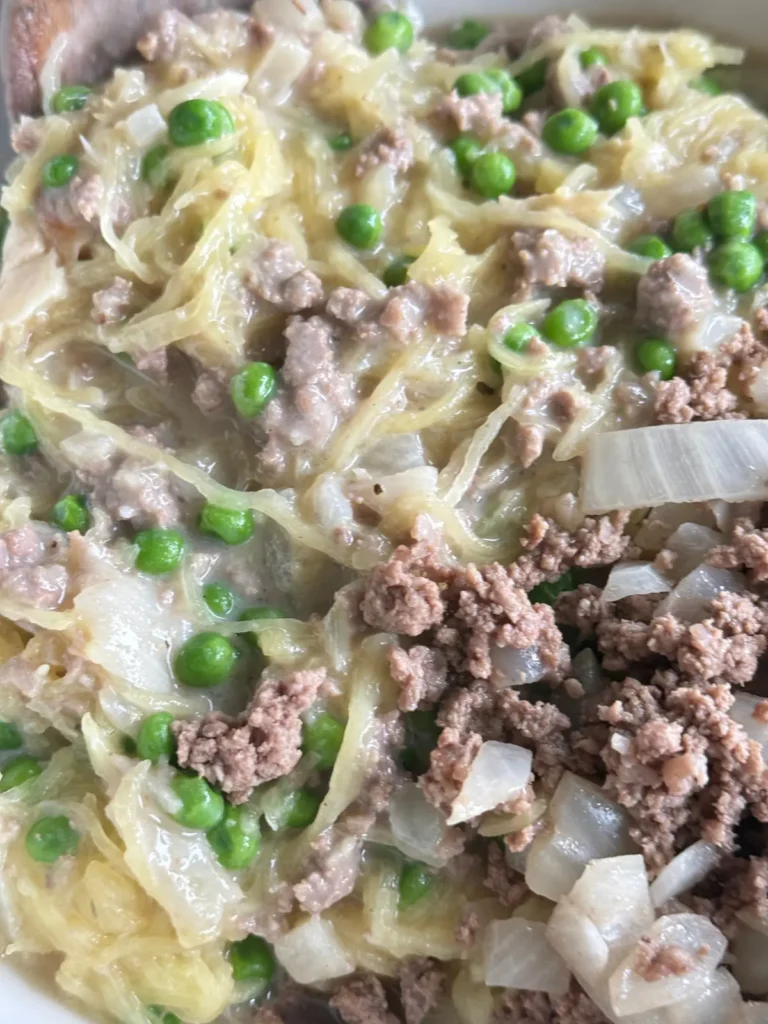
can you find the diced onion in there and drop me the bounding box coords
[743,1002,768,1023]
[666,968,742,1024]
[664,524,723,581]
[546,901,609,986]
[609,914,727,1016]
[655,565,745,623]
[447,741,531,826]
[602,562,671,603]
[525,772,636,901]
[581,421,768,514]
[0,250,67,324]
[248,35,312,105]
[252,0,325,32]
[490,644,546,687]
[567,855,654,950]
[389,782,456,868]
[361,434,427,474]
[649,841,721,908]
[749,364,768,413]
[273,916,354,985]
[483,918,570,995]
[124,103,167,146]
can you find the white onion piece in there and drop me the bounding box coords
[361,434,427,474]
[710,500,763,536]
[602,562,671,603]
[491,644,545,687]
[484,918,570,995]
[732,923,768,997]
[664,524,723,581]
[571,648,605,696]
[252,0,324,32]
[655,565,745,623]
[609,914,727,1016]
[730,693,768,760]
[568,855,654,951]
[546,901,609,986]
[158,70,249,113]
[0,249,67,324]
[749,364,768,413]
[248,35,312,104]
[389,783,455,868]
[124,103,166,146]
[447,742,531,826]
[689,313,745,355]
[273,916,354,985]
[581,421,768,514]
[666,968,742,1024]
[650,841,721,908]
[743,1002,768,1023]
[634,502,717,552]
[525,772,636,901]
[364,467,439,515]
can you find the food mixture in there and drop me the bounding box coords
[2,1,768,1022]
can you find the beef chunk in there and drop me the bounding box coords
[398,958,447,1024]
[636,254,714,341]
[173,668,327,804]
[492,983,609,1024]
[355,126,415,177]
[388,644,448,711]
[244,239,324,313]
[510,229,605,299]
[330,975,399,1024]
[293,829,362,913]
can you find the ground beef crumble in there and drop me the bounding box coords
[510,228,606,300]
[492,983,610,1024]
[398,958,447,1024]
[330,974,399,1024]
[173,668,327,804]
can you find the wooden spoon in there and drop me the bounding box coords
[1,0,251,118]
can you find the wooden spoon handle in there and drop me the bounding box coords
[2,0,251,118]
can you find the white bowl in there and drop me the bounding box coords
[0,0,766,1020]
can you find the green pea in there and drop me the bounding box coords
[516,58,548,97]
[0,208,8,260]
[691,74,721,96]
[25,815,79,863]
[41,154,79,189]
[171,773,225,830]
[281,788,321,829]
[229,934,276,984]
[149,1008,181,1024]
[448,19,489,50]
[470,151,515,199]
[454,72,497,98]
[382,255,416,288]
[671,208,713,252]
[136,712,175,762]
[400,710,440,775]
[207,804,260,870]
[637,338,677,380]
[336,203,383,249]
[203,582,235,618]
[168,99,234,147]
[135,528,185,574]
[542,108,598,155]
[502,322,540,353]
[590,80,644,134]
[707,190,757,240]
[231,362,277,418]
[542,299,598,348]
[141,144,171,189]
[629,234,673,260]
[328,131,353,151]
[399,861,433,909]
[580,47,607,69]
[199,503,255,545]
[450,134,484,179]
[240,606,285,649]
[363,11,414,55]
[303,713,345,770]
[1,411,38,456]
[0,721,22,751]
[51,494,90,533]
[754,232,768,262]
[528,569,575,605]
[52,85,92,113]
[174,632,237,688]
[709,240,764,292]
[484,69,523,114]
[0,755,42,793]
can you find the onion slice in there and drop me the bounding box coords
[602,562,671,603]
[654,565,745,623]
[649,841,721,908]
[484,918,570,995]
[389,783,456,868]
[447,741,531,826]
[581,421,768,514]
[273,916,354,985]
